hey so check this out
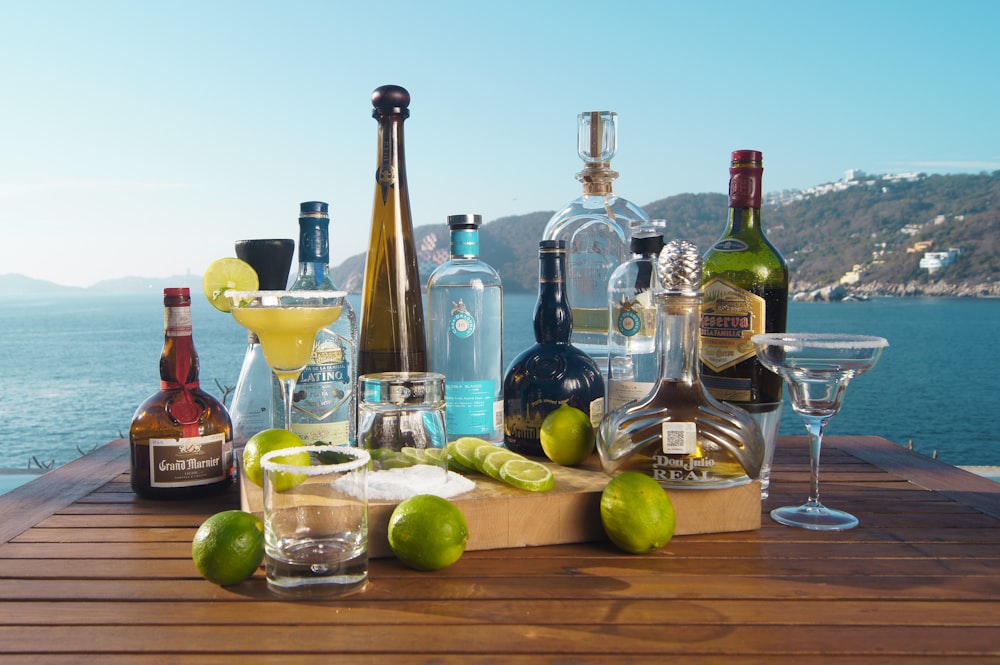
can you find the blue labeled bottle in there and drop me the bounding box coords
[427,214,505,444]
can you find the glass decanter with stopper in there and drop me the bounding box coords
[597,239,764,489]
[542,111,649,378]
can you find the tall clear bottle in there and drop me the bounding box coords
[129,288,234,499]
[606,221,665,412]
[699,150,789,496]
[229,238,294,450]
[358,84,427,375]
[542,111,649,377]
[427,214,504,444]
[597,240,763,489]
[288,201,358,445]
[504,240,605,457]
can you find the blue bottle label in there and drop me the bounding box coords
[446,379,498,436]
[448,299,476,339]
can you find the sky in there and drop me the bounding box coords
[2,0,999,288]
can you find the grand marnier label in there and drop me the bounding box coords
[699,278,765,373]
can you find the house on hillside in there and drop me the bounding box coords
[919,248,962,273]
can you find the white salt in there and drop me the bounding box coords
[332,464,476,502]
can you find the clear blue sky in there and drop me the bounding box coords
[2,0,998,287]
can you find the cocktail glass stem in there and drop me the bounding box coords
[277,374,298,432]
[804,416,826,508]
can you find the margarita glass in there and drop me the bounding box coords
[753,332,888,530]
[226,290,346,431]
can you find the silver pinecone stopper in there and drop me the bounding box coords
[657,239,702,297]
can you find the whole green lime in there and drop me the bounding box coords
[191,510,264,586]
[242,428,310,489]
[540,403,596,466]
[388,495,469,571]
[600,472,676,554]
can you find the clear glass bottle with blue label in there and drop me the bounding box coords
[286,201,358,445]
[427,214,504,443]
[606,221,665,412]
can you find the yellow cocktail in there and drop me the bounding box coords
[226,290,346,431]
[231,305,342,380]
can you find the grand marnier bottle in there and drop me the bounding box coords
[130,288,234,499]
[503,240,605,457]
[358,84,427,375]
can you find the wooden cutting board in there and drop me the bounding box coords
[241,459,761,558]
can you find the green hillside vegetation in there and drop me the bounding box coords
[331,171,1000,296]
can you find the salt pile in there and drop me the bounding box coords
[334,464,476,502]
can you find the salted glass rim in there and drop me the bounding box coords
[260,445,370,476]
[752,332,889,349]
[225,289,347,301]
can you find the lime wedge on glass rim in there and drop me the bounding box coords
[202,258,259,312]
[499,459,555,492]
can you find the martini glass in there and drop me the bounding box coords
[226,290,345,431]
[752,333,888,530]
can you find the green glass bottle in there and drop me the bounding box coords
[699,150,789,471]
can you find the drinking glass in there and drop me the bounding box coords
[753,332,888,530]
[261,445,370,598]
[225,290,345,431]
[358,372,448,477]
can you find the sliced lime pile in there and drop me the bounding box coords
[499,459,555,492]
[202,257,259,312]
[445,437,553,492]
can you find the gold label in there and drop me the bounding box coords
[699,278,765,372]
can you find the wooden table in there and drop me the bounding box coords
[1,435,998,663]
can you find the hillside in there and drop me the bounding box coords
[331,171,1000,297]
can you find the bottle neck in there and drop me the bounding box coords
[654,294,702,384]
[450,228,480,259]
[726,161,764,235]
[577,162,618,196]
[160,298,204,434]
[534,248,572,344]
[375,112,409,206]
[294,218,334,287]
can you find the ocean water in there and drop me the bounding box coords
[1,292,997,476]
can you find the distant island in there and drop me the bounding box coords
[4,171,998,299]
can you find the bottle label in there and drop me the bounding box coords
[292,421,350,446]
[613,292,656,338]
[710,239,750,253]
[699,278,766,375]
[448,299,476,339]
[445,379,500,437]
[607,380,654,412]
[164,305,192,337]
[589,397,605,427]
[660,422,697,455]
[148,433,230,488]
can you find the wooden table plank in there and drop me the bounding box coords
[0,435,998,662]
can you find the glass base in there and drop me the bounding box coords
[770,501,859,531]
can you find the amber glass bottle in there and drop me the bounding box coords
[129,288,234,499]
[358,84,427,375]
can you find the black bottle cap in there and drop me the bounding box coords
[234,239,295,290]
[299,201,328,216]
[447,214,482,229]
[630,233,665,255]
[372,85,410,117]
[539,239,565,251]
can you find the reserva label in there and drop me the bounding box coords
[699,278,765,373]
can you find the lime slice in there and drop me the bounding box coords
[481,449,526,480]
[447,437,493,472]
[472,441,503,472]
[422,448,447,465]
[400,447,428,465]
[203,257,259,312]
[499,459,555,492]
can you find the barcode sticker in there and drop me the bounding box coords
[661,422,697,455]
